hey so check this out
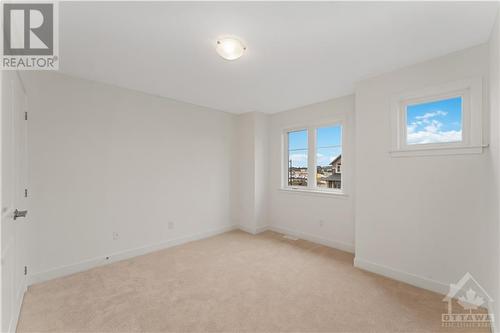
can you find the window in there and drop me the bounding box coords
[284,123,344,193]
[391,78,484,157]
[406,96,463,145]
[316,126,342,190]
[287,129,308,187]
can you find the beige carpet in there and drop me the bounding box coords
[17,230,488,332]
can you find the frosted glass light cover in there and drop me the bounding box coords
[216,38,246,60]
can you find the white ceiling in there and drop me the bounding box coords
[60,2,498,114]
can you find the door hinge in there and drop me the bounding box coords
[24,111,27,120]
[24,266,27,275]
[24,188,28,197]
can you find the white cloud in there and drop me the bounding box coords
[415,110,447,121]
[406,110,462,144]
[292,153,342,166]
[407,112,461,144]
[289,153,307,163]
[407,129,462,145]
[407,123,417,133]
[316,154,340,166]
[423,120,442,134]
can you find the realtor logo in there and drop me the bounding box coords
[1,2,58,70]
[442,272,494,329]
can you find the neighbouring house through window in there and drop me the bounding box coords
[316,125,342,190]
[285,123,343,192]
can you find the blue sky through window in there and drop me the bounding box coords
[406,96,462,145]
[317,126,342,167]
[288,130,308,168]
[287,126,342,168]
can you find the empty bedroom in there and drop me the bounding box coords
[1,1,500,332]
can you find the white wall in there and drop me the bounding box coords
[354,44,498,297]
[268,96,355,252]
[254,112,270,232]
[16,32,499,316]
[233,112,270,234]
[233,112,256,233]
[488,8,500,328]
[20,71,237,282]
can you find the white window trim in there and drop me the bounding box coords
[278,187,349,198]
[282,120,346,195]
[390,78,484,157]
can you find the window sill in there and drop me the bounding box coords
[278,187,349,198]
[390,145,487,158]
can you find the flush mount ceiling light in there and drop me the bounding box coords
[216,37,246,60]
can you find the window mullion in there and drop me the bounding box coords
[307,127,316,189]
[283,132,288,188]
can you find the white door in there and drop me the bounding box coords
[1,72,29,333]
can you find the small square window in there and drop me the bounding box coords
[406,96,463,145]
[391,78,484,157]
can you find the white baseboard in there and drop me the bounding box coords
[22,225,497,333]
[267,225,355,253]
[354,257,449,294]
[237,225,258,235]
[255,225,269,234]
[237,225,269,235]
[29,225,237,286]
[355,257,497,332]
